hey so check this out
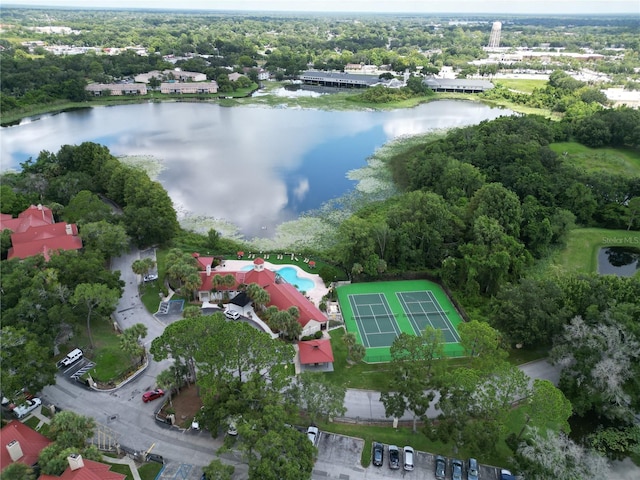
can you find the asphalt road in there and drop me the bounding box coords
[40,247,639,480]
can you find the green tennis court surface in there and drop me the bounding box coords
[337,280,464,362]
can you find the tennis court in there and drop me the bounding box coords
[337,280,465,362]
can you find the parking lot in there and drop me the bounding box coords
[314,431,500,480]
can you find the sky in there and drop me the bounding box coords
[3,0,640,15]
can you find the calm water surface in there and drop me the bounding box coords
[1,101,510,237]
[598,247,640,277]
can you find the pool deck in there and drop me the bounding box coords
[213,259,329,306]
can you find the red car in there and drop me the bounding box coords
[142,389,165,403]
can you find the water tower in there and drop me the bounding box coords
[488,21,502,48]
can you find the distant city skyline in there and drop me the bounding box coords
[4,0,640,15]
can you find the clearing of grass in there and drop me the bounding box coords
[543,227,640,276]
[494,78,548,93]
[326,329,391,391]
[58,318,135,383]
[551,141,640,176]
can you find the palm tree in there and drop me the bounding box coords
[157,367,181,406]
[343,332,356,351]
[119,323,148,363]
[246,283,270,311]
[350,344,366,363]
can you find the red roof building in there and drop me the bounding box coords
[298,339,334,365]
[39,456,125,480]
[1,205,82,260]
[196,257,327,329]
[0,420,52,471]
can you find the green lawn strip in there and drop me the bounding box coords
[314,404,554,471]
[326,329,390,391]
[101,460,133,479]
[547,227,640,275]
[138,462,164,480]
[23,416,41,430]
[494,78,548,93]
[551,142,640,176]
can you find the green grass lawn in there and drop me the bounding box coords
[326,329,391,391]
[544,227,640,276]
[495,78,548,93]
[551,142,640,176]
[138,462,164,480]
[102,461,134,479]
[64,318,135,383]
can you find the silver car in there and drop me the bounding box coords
[403,446,415,471]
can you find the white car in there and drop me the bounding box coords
[306,426,319,444]
[13,397,41,419]
[143,273,158,282]
[224,309,240,320]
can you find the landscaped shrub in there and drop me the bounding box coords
[314,331,323,339]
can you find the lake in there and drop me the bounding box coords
[1,100,511,238]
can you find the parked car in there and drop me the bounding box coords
[500,469,517,480]
[141,389,165,403]
[388,445,400,469]
[57,348,83,368]
[372,442,384,467]
[143,273,158,282]
[403,446,414,471]
[467,458,479,480]
[435,455,446,480]
[306,425,319,445]
[13,397,41,419]
[224,309,240,320]
[452,459,463,480]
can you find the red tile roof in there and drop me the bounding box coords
[196,258,327,328]
[0,420,52,469]
[298,339,334,364]
[0,205,54,234]
[38,458,125,480]
[2,206,82,260]
[9,224,82,260]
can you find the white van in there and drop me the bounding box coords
[58,348,83,367]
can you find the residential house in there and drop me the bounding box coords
[134,69,206,83]
[0,204,83,260]
[85,83,147,96]
[0,420,52,473]
[39,454,125,480]
[160,81,218,94]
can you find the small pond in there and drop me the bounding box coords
[597,246,640,277]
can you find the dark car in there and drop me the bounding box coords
[452,459,463,480]
[142,389,165,403]
[388,445,400,469]
[435,455,446,480]
[467,458,479,480]
[372,442,384,467]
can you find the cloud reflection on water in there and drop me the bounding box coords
[0,100,510,238]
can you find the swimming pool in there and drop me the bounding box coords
[240,265,315,292]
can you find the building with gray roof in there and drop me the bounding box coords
[299,71,382,88]
[423,77,494,93]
